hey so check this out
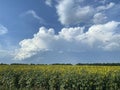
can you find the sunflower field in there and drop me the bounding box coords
[0,64,120,90]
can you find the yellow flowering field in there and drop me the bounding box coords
[0,65,120,90]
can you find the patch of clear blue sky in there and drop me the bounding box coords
[0,0,62,45]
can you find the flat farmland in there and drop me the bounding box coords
[0,65,120,90]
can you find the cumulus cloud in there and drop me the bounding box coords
[56,0,94,25]
[14,27,55,60]
[0,25,8,35]
[84,21,120,50]
[44,0,118,26]
[54,0,118,26]
[14,21,120,60]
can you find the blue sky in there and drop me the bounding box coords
[0,0,120,64]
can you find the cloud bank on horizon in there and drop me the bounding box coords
[15,21,120,60]
[1,0,120,63]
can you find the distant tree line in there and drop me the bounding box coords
[0,63,120,66]
[76,63,120,66]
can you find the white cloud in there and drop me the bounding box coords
[97,2,115,11]
[14,21,120,60]
[93,13,107,24]
[56,0,94,25]
[104,42,120,51]
[25,10,42,20]
[84,21,120,49]
[99,0,106,4]
[59,27,84,41]
[14,27,55,60]
[0,25,8,35]
[55,0,116,26]
[21,10,46,24]
[14,26,85,60]
[45,0,52,7]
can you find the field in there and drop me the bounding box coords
[0,64,120,90]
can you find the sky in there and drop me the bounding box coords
[0,0,120,64]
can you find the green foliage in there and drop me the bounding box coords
[0,65,120,90]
